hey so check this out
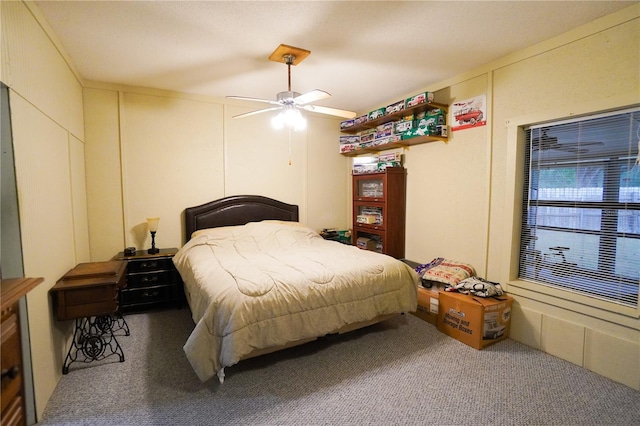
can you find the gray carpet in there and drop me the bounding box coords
[39,308,639,425]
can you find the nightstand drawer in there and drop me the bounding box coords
[120,285,173,306]
[127,270,173,289]
[113,248,183,312]
[127,257,173,273]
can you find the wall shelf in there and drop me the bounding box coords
[340,101,449,157]
[341,134,448,157]
[341,102,448,134]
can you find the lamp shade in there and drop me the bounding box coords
[271,108,306,132]
[146,217,160,232]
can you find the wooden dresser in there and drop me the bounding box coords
[1,277,43,426]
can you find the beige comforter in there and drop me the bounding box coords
[172,221,419,382]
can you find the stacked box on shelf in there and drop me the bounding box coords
[340,90,447,156]
[369,134,401,148]
[339,134,360,153]
[360,128,376,147]
[379,152,401,163]
[340,119,355,130]
[356,237,377,251]
[376,122,394,139]
[406,92,434,108]
[355,115,368,126]
[352,152,403,174]
[358,206,383,225]
[394,119,413,134]
[352,156,379,174]
[359,179,383,197]
[340,144,359,154]
[377,151,402,171]
[386,99,405,115]
[402,108,447,140]
[368,108,386,120]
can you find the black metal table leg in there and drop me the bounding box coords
[61,315,125,374]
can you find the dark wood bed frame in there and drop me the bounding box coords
[182,194,396,369]
[184,195,299,243]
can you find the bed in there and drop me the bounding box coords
[173,195,419,382]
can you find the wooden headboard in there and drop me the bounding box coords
[184,195,299,242]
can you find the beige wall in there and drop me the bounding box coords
[396,6,639,389]
[3,1,639,419]
[1,0,89,418]
[82,87,349,259]
[404,74,491,275]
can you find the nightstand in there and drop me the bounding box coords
[113,248,183,312]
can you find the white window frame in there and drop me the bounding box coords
[502,97,640,328]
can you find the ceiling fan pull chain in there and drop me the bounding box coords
[288,126,293,165]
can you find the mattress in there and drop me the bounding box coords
[172,220,419,382]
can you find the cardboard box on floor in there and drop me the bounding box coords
[437,291,513,349]
[412,286,440,326]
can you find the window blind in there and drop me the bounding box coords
[520,108,640,308]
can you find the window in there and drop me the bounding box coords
[520,108,640,308]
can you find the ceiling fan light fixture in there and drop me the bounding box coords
[228,44,355,125]
[271,107,306,132]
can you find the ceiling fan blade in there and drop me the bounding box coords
[302,104,356,119]
[232,106,282,119]
[227,95,281,106]
[294,90,331,105]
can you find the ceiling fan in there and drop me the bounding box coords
[531,129,603,154]
[226,44,357,125]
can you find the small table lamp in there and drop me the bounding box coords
[146,217,160,254]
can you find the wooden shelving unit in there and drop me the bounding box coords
[340,101,449,156]
[341,134,448,157]
[352,167,406,259]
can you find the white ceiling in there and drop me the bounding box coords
[35,1,635,114]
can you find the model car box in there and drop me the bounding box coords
[356,214,379,224]
[368,108,386,121]
[412,287,440,326]
[437,291,513,350]
[406,92,434,108]
[340,135,360,144]
[339,143,359,153]
[352,156,378,173]
[340,119,355,130]
[385,99,405,115]
[394,119,413,134]
[352,163,378,174]
[356,237,377,251]
[360,128,376,143]
[377,161,401,171]
[425,108,446,125]
[378,151,402,163]
[354,115,369,126]
[376,122,395,139]
[376,134,401,145]
[401,126,435,139]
